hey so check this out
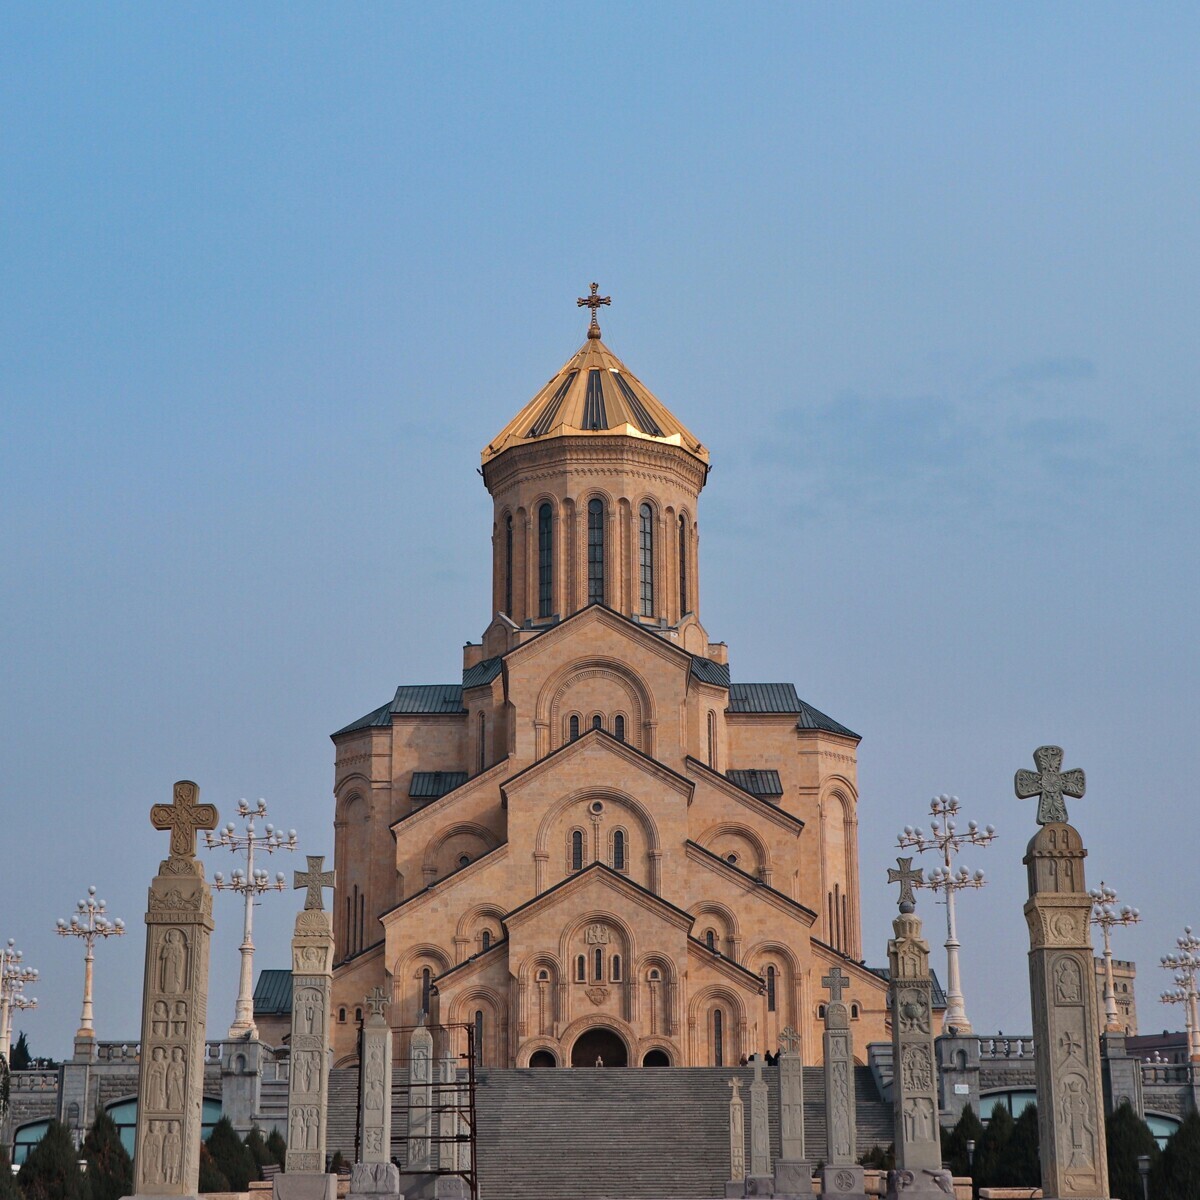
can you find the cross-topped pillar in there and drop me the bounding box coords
[820,962,865,1199]
[294,855,336,911]
[150,780,218,872]
[350,986,399,1199]
[774,1015,812,1196]
[1015,745,1087,826]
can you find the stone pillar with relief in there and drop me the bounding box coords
[349,986,400,1199]
[724,1076,746,1197]
[131,781,219,1200]
[819,967,866,1200]
[278,856,337,1200]
[773,1027,814,1197]
[745,1055,772,1196]
[1017,745,1111,1200]
[884,857,953,1200]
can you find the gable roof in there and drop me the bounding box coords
[727,683,859,739]
[503,861,695,929]
[333,684,466,737]
[409,771,469,799]
[689,656,731,687]
[252,969,292,1016]
[726,769,784,798]
[462,657,503,689]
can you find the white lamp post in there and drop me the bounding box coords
[1088,881,1139,1034]
[897,793,996,1034]
[1160,925,1200,1062]
[0,940,39,1065]
[205,798,296,1039]
[55,885,126,1047]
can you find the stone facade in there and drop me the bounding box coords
[329,325,890,1070]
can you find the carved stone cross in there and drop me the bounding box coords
[728,1076,743,1101]
[1015,744,1086,825]
[364,985,389,1018]
[576,282,611,339]
[151,780,218,861]
[822,966,849,1005]
[778,1026,801,1055]
[888,856,924,913]
[294,855,336,911]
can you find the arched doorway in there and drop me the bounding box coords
[642,1049,670,1067]
[570,1026,627,1067]
[529,1049,558,1068]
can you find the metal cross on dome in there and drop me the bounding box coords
[888,856,924,913]
[1014,745,1086,826]
[577,282,611,339]
[151,780,218,861]
[294,855,336,911]
[822,966,849,1005]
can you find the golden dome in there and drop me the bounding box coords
[481,334,709,466]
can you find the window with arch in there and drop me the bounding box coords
[707,711,717,769]
[591,713,603,731]
[818,1003,827,1019]
[481,930,491,951]
[474,1010,485,1067]
[571,829,584,872]
[504,513,513,615]
[612,954,622,981]
[587,498,605,605]
[614,714,625,742]
[355,1007,363,1023]
[569,714,580,741]
[478,711,486,773]
[338,1007,347,1023]
[766,965,777,1013]
[612,829,626,872]
[850,1003,860,1019]
[705,929,717,952]
[576,955,586,982]
[594,948,604,981]
[713,1009,724,1067]
[421,968,432,1015]
[678,514,688,614]
[639,503,654,615]
[648,968,661,981]
[537,968,550,982]
[538,502,553,617]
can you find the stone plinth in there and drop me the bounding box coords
[821,1165,867,1200]
[131,780,218,1200]
[1024,822,1110,1200]
[349,1162,401,1198]
[273,1175,337,1200]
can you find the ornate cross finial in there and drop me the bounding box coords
[779,1026,801,1055]
[728,1076,743,1101]
[364,985,389,1018]
[151,780,218,861]
[888,856,924,913]
[294,855,336,911]
[576,282,611,340]
[1015,745,1086,825]
[822,966,849,1005]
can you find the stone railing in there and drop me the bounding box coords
[1141,1060,1192,1085]
[260,1057,290,1083]
[96,1042,141,1063]
[10,1070,58,1092]
[978,1035,1035,1059]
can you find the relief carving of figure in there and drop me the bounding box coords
[142,1123,164,1182]
[151,1000,169,1038]
[585,923,610,945]
[902,1097,934,1143]
[296,988,324,1036]
[158,930,188,993]
[1059,1074,1096,1168]
[146,1047,168,1110]
[366,1075,385,1111]
[901,1044,933,1093]
[306,1107,320,1150]
[411,1043,431,1083]
[171,1000,187,1036]
[162,1121,181,1184]
[166,1047,185,1109]
[1055,957,1083,1004]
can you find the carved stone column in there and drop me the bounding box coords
[746,1055,772,1194]
[820,967,866,1200]
[724,1076,746,1197]
[131,780,218,1200]
[774,1026,814,1197]
[349,986,399,1199]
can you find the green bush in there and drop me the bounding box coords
[972,1103,1014,1191]
[206,1116,256,1190]
[1151,1109,1200,1200]
[1105,1100,1158,1200]
[246,1124,276,1171]
[198,1142,230,1193]
[18,1118,90,1200]
[266,1128,288,1167]
[81,1109,133,1200]
[940,1103,985,1179]
[857,1143,894,1170]
[0,1147,23,1200]
[996,1103,1040,1188]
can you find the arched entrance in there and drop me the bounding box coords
[642,1049,670,1067]
[570,1026,627,1067]
[529,1049,558,1068]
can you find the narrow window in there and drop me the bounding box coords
[612,829,626,872]
[571,830,584,871]
[612,954,622,982]
[504,514,513,615]
[594,948,604,982]
[576,955,586,982]
[851,1003,860,1020]
[481,930,491,951]
[766,965,777,1013]
[345,895,352,953]
[355,1007,363,1023]
[537,969,549,982]
[639,503,654,616]
[678,515,688,614]
[587,498,605,605]
[358,891,365,952]
[478,711,486,773]
[818,1003,827,1019]
[338,1007,347,1023]
[705,929,716,952]
[538,503,553,617]
[614,715,625,742]
[713,1010,724,1067]
[707,711,717,769]
[475,1010,485,1067]
[591,714,603,731]
[421,967,432,1015]
[570,715,580,741]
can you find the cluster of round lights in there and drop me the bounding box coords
[55,885,126,935]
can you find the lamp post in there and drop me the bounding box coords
[1088,880,1139,1034]
[1136,1153,1151,1200]
[55,885,126,1049]
[205,798,296,1039]
[897,793,995,1034]
[0,940,39,1065]
[1160,925,1200,1062]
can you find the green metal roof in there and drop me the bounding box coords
[333,684,466,737]
[409,771,468,799]
[726,768,784,797]
[689,656,731,687]
[727,683,858,739]
[252,969,292,1016]
[462,658,503,689]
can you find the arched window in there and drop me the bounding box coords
[639,503,655,616]
[587,498,605,605]
[649,968,661,981]
[504,514,513,615]
[614,715,625,742]
[569,715,580,741]
[338,1007,347,1023]
[594,948,604,982]
[713,1009,724,1067]
[591,714,603,731]
[571,830,584,872]
[481,930,491,951]
[612,829,626,872]
[766,965,777,1013]
[576,955,586,982]
[537,968,549,982]
[612,954,622,981]
[538,502,553,617]
[818,1003,827,1019]
[707,711,717,769]
[678,515,688,614]
[705,929,717,952]
[474,1010,485,1067]
[355,1007,363,1023]
[850,1003,860,1019]
[478,711,486,773]
[421,968,432,1015]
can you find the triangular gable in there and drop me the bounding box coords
[683,756,804,833]
[379,842,510,923]
[685,841,818,926]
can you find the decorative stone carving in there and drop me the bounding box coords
[585,986,609,1006]
[350,986,398,1199]
[773,1023,814,1196]
[1015,745,1086,826]
[131,780,218,1200]
[407,1018,434,1171]
[727,1076,746,1187]
[819,964,866,1200]
[745,1054,771,1194]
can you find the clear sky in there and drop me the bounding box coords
[2,4,1198,1056]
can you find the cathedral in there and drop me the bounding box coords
[328,293,896,1070]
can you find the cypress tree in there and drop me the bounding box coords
[972,1104,1015,1191]
[1105,1100,1158,1200]
[0,1147,23,1200]
[82,1109,133,1200]
[18,1118,90,1200]
[9,1034,32,1073]
[996,1103,1040,1187]
[245,1125,274,1174]
[940,1103,985,1179]
[198,1142,230,1193]
[1151,1108,1200,1200]
[266,1128,288,1167]
[206,1116,255,1190]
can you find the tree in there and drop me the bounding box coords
[1151,1108,1200,1200]
[266,1128,287,1168]
[0,1147,23,1200]
[246,1125,276,1171]
[9,1033,32,1073]
[198,1143,230,1193]
[972,1104,1015,1192]
[206,1116,256,1190]
[940,1103,985,1179]
[857,1143,894,1170]
[1105,1100,1159,1200]
[329,1149,349,1175]
[82,1108,133,1200]
[18,1118,90,1200]
[996,1103,1040,1188]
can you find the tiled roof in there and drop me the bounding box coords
[689,656,731,687]
[333,684,466,736]
[462,657,503,689]
[409,771,468,799]
[726,769,784,797]
[869,966,949,1009]
[252,969,292,1016]
[727,683,858,739]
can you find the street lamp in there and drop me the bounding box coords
[55,885,126,1046]
[1136,1153,1151,1200]
[1160,926,1200,1062]
[1088,881,1139,1034]
[205,798,296,1039]
[0,940,39,1064]
[897,794,996,1034]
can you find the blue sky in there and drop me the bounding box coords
[2,4,1198,1054]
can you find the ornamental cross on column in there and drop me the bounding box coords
[294,855,336,910]
[822,966,849,1005]
[151,780,218,861]
[577,282,611,340]
[365,984,389,1019]
[1015,744,1086,825]
[888,856,923,912]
